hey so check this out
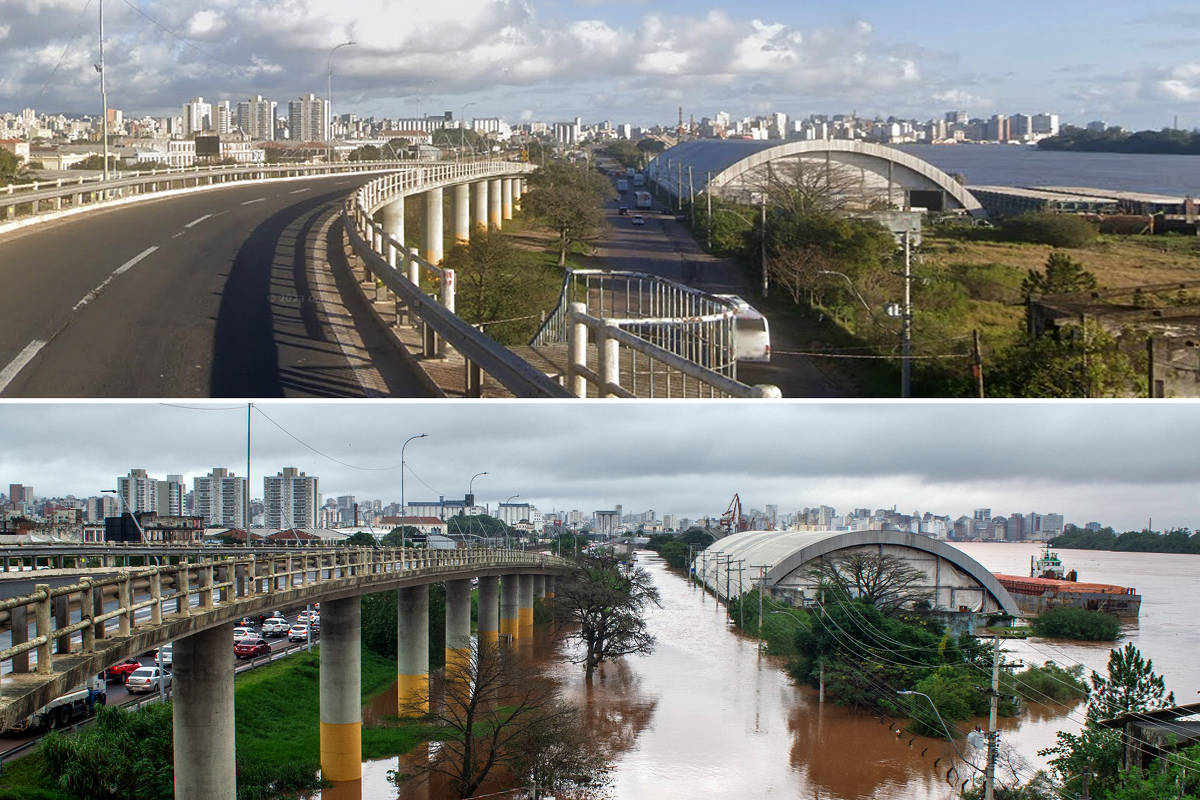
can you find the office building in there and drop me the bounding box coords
[118,468,157,514]
[287,94,329,143]
[156,474,184,516]
[182,97,212,135]
[263,467,319,528]
[236,95,276,140]
[193,468,246,527]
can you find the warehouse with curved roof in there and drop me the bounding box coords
[692,529,1018,615]
[646,139,983,215]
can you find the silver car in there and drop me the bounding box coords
[125,666,171,693]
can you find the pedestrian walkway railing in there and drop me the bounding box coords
[343,161,572,398]
[531,268,778,398]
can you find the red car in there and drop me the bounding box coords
[105,658,142,682]
[234,637,271,659]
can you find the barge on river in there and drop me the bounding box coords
[994,547,1141,618]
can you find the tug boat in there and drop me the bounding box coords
[994,544,1141,618]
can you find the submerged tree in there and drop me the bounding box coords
[805,551,933,614]
[554,553,660,680]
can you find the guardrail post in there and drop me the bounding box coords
[10,603,29,672]
[567,302,589,397]
[151,571,162,626]
[178,565,191,615]
[35,584,52,674]
[598,325,620,398]
[55,594,71,654]
[438,268,456,357]
[119,574,132,636]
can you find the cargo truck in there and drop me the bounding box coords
[616,179,629,193]
[4,675,107,732]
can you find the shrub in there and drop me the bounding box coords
[1029,605,1121,641]
[1001,213,1098,248]
[1007,661,1088,704]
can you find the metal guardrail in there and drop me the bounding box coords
[344,162,573,398]
[0,546,572,730]
[532,269,777,398]
[0,159,412,227]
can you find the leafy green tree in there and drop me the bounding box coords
[40,703,174,800]
[445,514,512,541]
[442,229,546,345]
[1087,642,1175,723]
[1022,252,1098,299]
[602,140,642,168]
[1003,213,1099,248]
[992,323,1144,398]
[522,162,614,265]
[360,584,446,668]
[344,530,378,547]
[347,144,380,162]
[380,525,421,547]
[1029,606,1120,641]
[657,539,689,569]
[0,149,23,182]
[636,138,666,155]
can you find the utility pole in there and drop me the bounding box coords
[676,162,682,211]
[760,196,768,299]
[972,329,985,398]
[985,636,1009,800]
[98,0,109,183]
[901,230,913,399]
[245,403,252,535]
[705,171,712,250]
[688,166,695,229]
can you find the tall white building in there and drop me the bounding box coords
[1032,113,1060,136]
[182,97,212,135]
[193,468,246,527]
[118,469,157,514]
[156,474,184,516]
[287,94,329,143]
[495,502,534,526]
[263,467,319,528]
[214,101,232,135]
[236,95,276,140]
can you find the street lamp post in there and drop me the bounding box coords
[502,494,518,549]
[96,0,109,184]
[327,40,356,164]
[896,690,960,751]
[468,471,488,498]
[399,433,428,549]
[460,101,476,159]
[101,489,145,541]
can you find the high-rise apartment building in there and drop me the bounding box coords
[287,94,329,143]
[1032,113,1060,136]
[236,95,276,140]
[214,101,232,135]
[182,97,212,135]
[118,469,157,514]
[193,468,246,527]
[156,474,184,516]
[263,467,319,528]
[7,483,32,508]
[85,494,118,523]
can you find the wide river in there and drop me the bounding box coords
[337,543,1198,800]
[896,143,1200,197]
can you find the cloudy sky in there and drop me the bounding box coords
[0,401,1195,531]
[1,1,1197,130]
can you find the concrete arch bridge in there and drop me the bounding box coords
[0,545,572,799]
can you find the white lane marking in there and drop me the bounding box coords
[172,232,184,238]
[289,188,310,194]
[0,340,48,394]
[73,246,159,311]
[184,213,212,228]
[241,197,266,205]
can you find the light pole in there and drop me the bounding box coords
[327,40,356,164]
[460,101,476,158]
[94,0,109,183]
[816,270,875,316]
[399,433,428,548]
[468,471,488,499]
[896,690,960,752]
[502,494,518,549]
[102,489,145,541]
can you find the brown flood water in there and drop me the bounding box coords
[329,543,1199,800]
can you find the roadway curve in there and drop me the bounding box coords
[0,174,432,397]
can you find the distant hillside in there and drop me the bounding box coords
[1038,126,1200,156]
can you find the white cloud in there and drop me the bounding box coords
[1152,62,1200,101]
[186,10,227,38]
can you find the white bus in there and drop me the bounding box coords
[634,190,653,209]
[715,295,771,363]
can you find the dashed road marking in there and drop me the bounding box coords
[184,213,212,228]
[241,197,266,205]
[289,188,311,195]
[0,340,48,394]
[73,246,159,311]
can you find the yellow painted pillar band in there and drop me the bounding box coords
[320,721,362,782]
[445,647,470,676]
[518,607,533,627]
[397,673,428,715]
[499,617,519,638]
[479,629,499,645]
[545,591,555,599]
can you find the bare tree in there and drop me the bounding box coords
[554,553,660,681]
[806,551,932,614]
[392,640,576,799]
[507,702,610,799]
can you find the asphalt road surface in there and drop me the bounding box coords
[0,175,433,397]
[595,168,844,397]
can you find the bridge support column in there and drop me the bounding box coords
[499,574,520,643]
[488,179,502,230]
[381,197,405,268]
[545,575,555,599]
[518,574,534,640]
[477,576,499,646]
[512,178,523,209]
[444,578,472,673]
[501,178,513,221]
[472,180,488,231]
[174,625,235,800]
[532,574,545,603]
[397,585,429,715]
[320,597,361,782]
[452,183,470,244]
[423,187,444,265]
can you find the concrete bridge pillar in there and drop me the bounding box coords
[518,574,534,639]
[444,579,472,673]
[423,187,444,265]
[501,178,513,221]
[500,574,520,643]
[488,179,503,230]
[397,585,429,715]
[452,183,471,244]
[472,180,488,231]
[532,574,545,603]
[381,197,405,268]
[174,625,236,800]
[513,178,523,210]
[545,575,556,599]
[477,576,499,646]
[320,597,361,782]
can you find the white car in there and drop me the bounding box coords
[287,624,311,643]
[153,643,172,668]
[262,617,290,637]
[125,666,171,694]
[631,215,645,225]
[233,627,257,642]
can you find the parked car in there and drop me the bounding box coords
[234,637,271,659]
[631,215,645,226]
[153,643,173,669]
[124,666,171,694]
[287,624,311,642]
[105,658,142,683]
[262,617,290,637]
[233,626,257,642]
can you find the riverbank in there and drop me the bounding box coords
[0,646,437,800]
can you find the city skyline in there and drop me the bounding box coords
[0,402,1195,531]
[1,2,1197,131]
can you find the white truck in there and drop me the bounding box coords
[634,190,653,209]
[616,179,629,194]
[4,675,107,732]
